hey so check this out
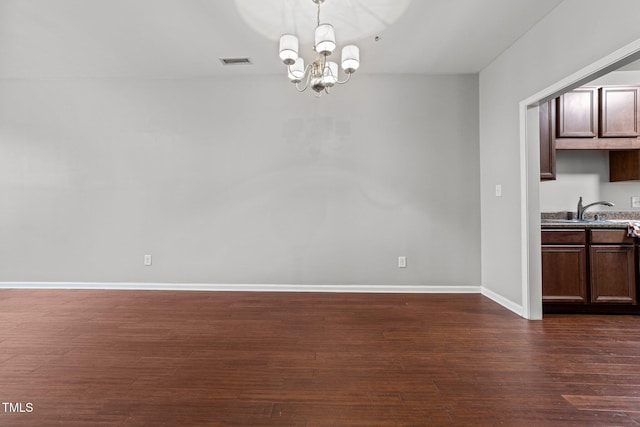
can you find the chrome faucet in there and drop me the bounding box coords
[576,196,615,220]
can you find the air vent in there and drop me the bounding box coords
[219,57,252,66]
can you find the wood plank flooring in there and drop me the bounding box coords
[0,290,639,426]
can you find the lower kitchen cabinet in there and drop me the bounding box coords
[590,229,636,304]
[542,227,638,313]
[590,245,636,303]
[542,246,587,303]
[542,229,587,304]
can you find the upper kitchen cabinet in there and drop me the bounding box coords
[540,85,640,181]
[553,85,640,151]
[539,100,556,181]
[610,150,640,181]
[555,85,640,139]
[556,87,598,138]
[599,86,640,138]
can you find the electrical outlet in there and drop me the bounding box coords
[144,254,152,266]
[632,196,640,208]
[398,256,407,268]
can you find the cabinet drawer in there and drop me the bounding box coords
[590,229,633,244]
[542,229,586,245]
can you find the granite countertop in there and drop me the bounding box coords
[541,219,630,229]
[541,211,640,229]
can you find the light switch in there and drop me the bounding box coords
[144,254,152,266]
[495,184,502,197]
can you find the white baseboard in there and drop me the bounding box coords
[481,286,524,317]
[0,282,481,294]
[1,283,529,317]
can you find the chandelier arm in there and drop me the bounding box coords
[295,70,312,92]
[287,63,311,77]
[335,72,352,85]
[295,81,309,92]
[288,63,312,92]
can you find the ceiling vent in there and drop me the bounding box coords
[219,57,252,66]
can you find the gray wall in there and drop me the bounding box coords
[0,74,481,287]
[541,150,640,212]
[480,0,640,312]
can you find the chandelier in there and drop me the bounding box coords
[278,0,360,96]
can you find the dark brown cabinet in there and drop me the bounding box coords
[542,229,587,303]
[541,85,640,181]
[590,245,635,303]
[599,86,640,138]
[556,87,598,138]
[539,100,556,181]
[542,228,638,313]
[542,246,587,303]
[610,149,640,181]
[589,229,636,304]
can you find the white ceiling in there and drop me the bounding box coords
[0,0,564,79]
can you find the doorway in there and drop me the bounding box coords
[523,43,640,319]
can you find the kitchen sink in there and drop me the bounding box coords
[541,219,630,224]
[542,219,595,223]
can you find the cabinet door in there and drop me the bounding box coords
[557,88,598,137]
[599,87,640,137]
[590,245,636,304]
[610,149,640,182]
[539,100,556,181]
[542,245,588,303]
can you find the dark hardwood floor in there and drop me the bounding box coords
[0,290,639,426]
